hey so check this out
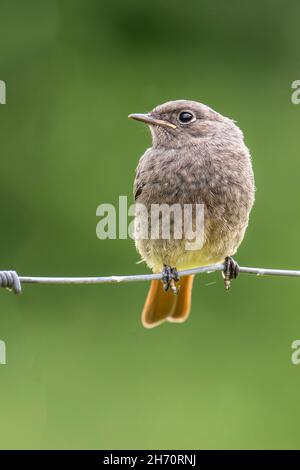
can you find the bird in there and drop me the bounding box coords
[129,100,255,328]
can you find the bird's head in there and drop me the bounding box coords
[129,99,242,148]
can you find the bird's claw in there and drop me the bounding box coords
[223,256,239,290]
[162,264,179,294]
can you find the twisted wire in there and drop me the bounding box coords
[1,263,300,295]
[0,271,22,294]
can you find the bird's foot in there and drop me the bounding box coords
[162,264,179,294]
[223,256,239,291]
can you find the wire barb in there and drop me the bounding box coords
[0,270,22,294]
[1,263,300,295]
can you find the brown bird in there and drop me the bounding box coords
[129,100,255,328]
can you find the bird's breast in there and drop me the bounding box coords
[135,147,209,206]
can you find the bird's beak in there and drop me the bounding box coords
[128,113,177,129]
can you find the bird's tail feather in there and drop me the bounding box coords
[141,275,194,328]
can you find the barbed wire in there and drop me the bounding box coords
[1,263,300,295]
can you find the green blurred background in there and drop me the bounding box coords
[0,0,300,450]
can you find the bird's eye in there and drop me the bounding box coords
[178,111,195,124]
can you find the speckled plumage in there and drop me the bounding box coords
[133,100,255,273]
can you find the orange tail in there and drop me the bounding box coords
[141,275,194,328]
